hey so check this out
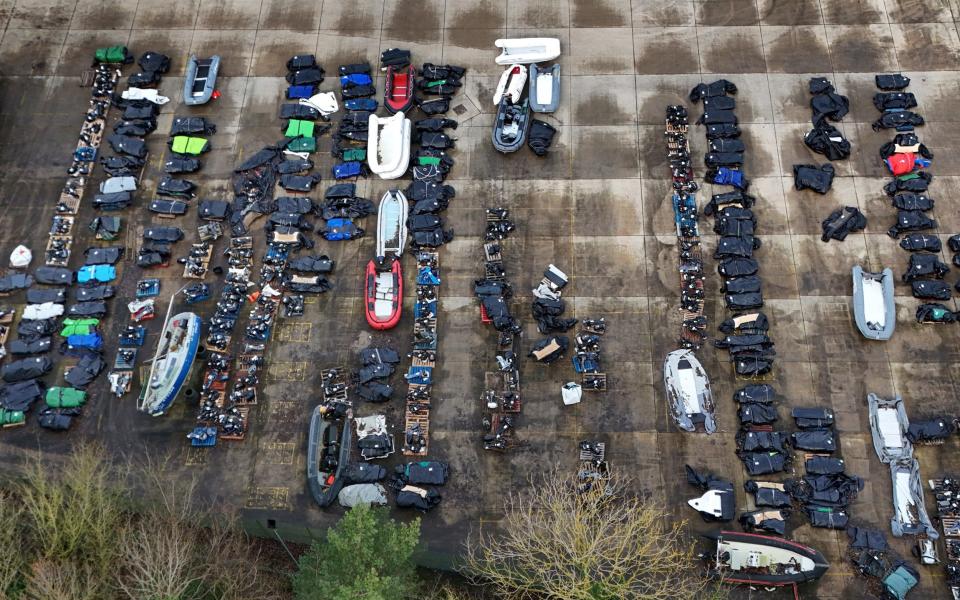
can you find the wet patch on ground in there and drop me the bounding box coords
[571,0,629,27]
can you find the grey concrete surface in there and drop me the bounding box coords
[2,0,960,597]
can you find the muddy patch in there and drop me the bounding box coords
[820,0,885,24]
[696,0,758,25]
[828,29,893,72]
[574,93,631,126]
[700,32,766,73]
[642,4,692,26]
[896,24,960,70]
[765,28,831,73]
[333,6,376,30]
[886,0,951,22]
[635,36,699,75]
[447,28,497,50]
[448,1,503,29]
[571,0,628,27]
[386,0,441,33]
[758,0,821,25]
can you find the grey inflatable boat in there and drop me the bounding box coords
[492,98,531,153]
[183,55,220,106]
[852,265,895,340]
[529,64,560,113]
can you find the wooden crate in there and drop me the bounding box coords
[219,407,250,441]
[182,244,213,279]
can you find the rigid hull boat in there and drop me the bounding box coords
[663,349,716,433]
[706,531,829,586]
[139,312,201,416]
[307,406,352,508]
[376,189,408,257]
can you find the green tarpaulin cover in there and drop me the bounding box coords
[170,136,209,155]
[342,148,366,161]
[286,137,316,153]
[60,318,99,337]
[284,120,315,138]
[94,46,128,63]
[46,387,87,408]
[417,156,440,166]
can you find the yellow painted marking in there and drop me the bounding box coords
[267,361,307,381]
[261,441,296,465]
[245,486,290,510]
[277,322,311,343]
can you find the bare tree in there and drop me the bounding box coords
[0,490,24,599]
[463,468,722,600]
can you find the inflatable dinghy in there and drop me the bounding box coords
[183,55,220,106]
[529,63,560,113]
[368,112,411,179]
[663,349,716,433]
[365,257,402,330]
[852,265,895,340]
[307,406,352,508]
[385,65,416,114]
[495,38,561,65]
[376,189,408,257]
[492,98,531,153]
[493,64,527,105]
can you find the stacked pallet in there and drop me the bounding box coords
[402,251,440,456]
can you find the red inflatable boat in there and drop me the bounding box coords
[384,65,416,114]
[364,258,402,330]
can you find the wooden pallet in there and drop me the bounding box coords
[582,372,607,392]
[579,442,606,462]
[57,194,81,215]
[483,241,502,262]
[182,244,213,279]
[219,407,249,441]
[49,216,75,236]
[44,235,72,266]
[402,410,430,456]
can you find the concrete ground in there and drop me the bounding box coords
[2,0,960,597]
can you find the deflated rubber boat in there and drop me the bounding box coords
[307,406,352,508]
[384,65,416,114]
[890,458,938,538]
[493,65,527,105]
[664,349,716,433]
[183,55,220,106]
[867,393,912,464]
[365,257,402,330]
[376,189,408,257]
[368,111,411,179]
[139,312,201,416]
[705,531,829,586]
[492,98,531,153]
[494,38,561,65]
[529,63,560,113]
[852,266,895,340]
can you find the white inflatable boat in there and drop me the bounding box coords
[494,38,561,65]
[493,64,527,105]
[663,349,716,434]
[852,266,895,340]
[367,112,411,180]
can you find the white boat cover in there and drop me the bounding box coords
[368,112,411,179]
[100,176,137,194]
[338,483,388,507]
[122,87,169,105]
[376,190,408,257]
[23,302,63,320]
[300,92,338,116]
[373,272,395,318]
[493,64,527,105]
[9,245,31,268]
[890,458,938,539]
[355,415,388,439]
[861,278,885,329]
[867,393,912,464]
[495,38,561,65]
[688,490,728,519]
[561,382,582,405]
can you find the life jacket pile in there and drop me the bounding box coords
[871,74,948,304]
[690,80,774,376]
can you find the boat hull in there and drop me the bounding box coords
[852,265,895,340]
[492,98,531,153]
[376,189,408,257]
[368,112,411,179]
[365,259,402,330]
[707,531,829,586]
[384,65,416,114]
[494,38,561,65]
[307,406,352,508]
[663,349,716,433]
[142,312,202,416]
[529,63,560,113]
